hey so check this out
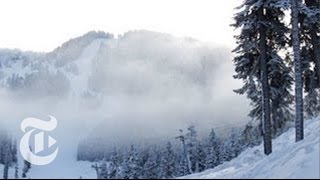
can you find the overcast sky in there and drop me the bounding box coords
[0,0,239,52]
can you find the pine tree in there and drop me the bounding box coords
[232,0,293,154]
[97,151,122,179]
[195,142,206,172]
[229,129,245,158]
[159,142,176,179]
[175,129,192,174]
[241,122,263,147]
[125,145,142,179]
[177,155,190,177]
[219,140,230,163]
[300,0,320,117]
[185,125,202,173]
[142,148,160,179]
[303,0,320,85]
[109,149,122,179]
[205,129,221,169]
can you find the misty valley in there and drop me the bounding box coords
[0,30,249,178]
[0,0,319,178]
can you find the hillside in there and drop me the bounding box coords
[182,116,320,179]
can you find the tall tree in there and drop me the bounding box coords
[300,0,320,117]
[304,0,320,85]
[175,129,192,174]
[159,142,176,179]
[258,5,272,154]
[185,125,200,173]
[232,0,293,155]
[205,129,221,169]
[125,145,142,179]
[291,0,304,141]
[142,149,160,179]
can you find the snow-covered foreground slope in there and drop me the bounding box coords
[183,116,320,179]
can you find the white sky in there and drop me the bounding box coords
[0,0,239,52]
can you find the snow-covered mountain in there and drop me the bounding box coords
[0,31,110,100]
[0,30,224,106]
[0,30,247,139]
[0,30,247,156]
[182,116,320,179]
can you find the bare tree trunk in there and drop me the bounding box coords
[259,7,272,155]
[292,0,304,141]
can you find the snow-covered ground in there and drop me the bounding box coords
[182,116,320,179]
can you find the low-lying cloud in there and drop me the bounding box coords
[0,30,249,147]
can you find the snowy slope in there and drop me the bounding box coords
[182,116,320,179]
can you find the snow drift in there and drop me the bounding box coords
[182,116,320,179]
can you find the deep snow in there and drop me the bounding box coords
[182,116,320,179]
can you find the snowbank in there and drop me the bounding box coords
[183,116,320,179]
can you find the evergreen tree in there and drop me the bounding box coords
[110,149,122,179]
[195,142,206,172]
[185,125,199,173]
[159,142,176,179]
[219,140,230,163]
[177,154,190,177]
[300,0,320,117]
[228,129,244,159]
[241,122,263,147]
[232,0,293,154]
[124,145,142,179]
[303,0,320,84]
[175,129,192,174]
[205,129,221,169]
[142,148,160,179]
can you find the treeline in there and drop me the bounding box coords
[77,125,263,179]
